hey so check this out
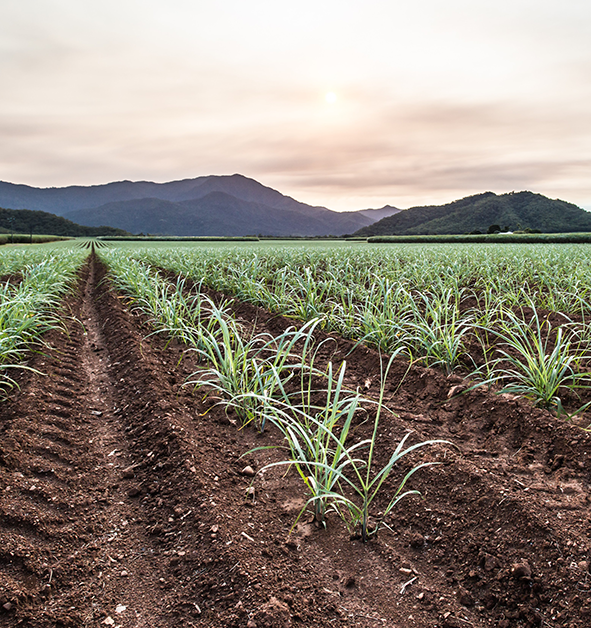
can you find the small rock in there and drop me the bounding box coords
[483,593,498,610]
[242,466,256,477]
[127,486,141,497]
[120,570,129,577]
[2,603,13,611]
[510,561,532,580]
[247,621,257,628]
[578,560,589,573]
[103,618,115,626]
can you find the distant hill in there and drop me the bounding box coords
[355,192,591,236]
[0,207,129,237]
[354,205,401,222]
[0,174,392,237]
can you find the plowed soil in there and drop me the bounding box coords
[1,253,590,628]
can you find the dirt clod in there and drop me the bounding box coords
[252,597,292,628]
[447,385,466,398]
[510,561,532,579]
[410,533,425,548]
[458,589,475,607]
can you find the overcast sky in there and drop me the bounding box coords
[1,0,590,211]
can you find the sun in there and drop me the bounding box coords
[325,91,337,104]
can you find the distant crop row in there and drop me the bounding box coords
[368,233,591,244]
[108,242,591,317]
[0,234,70,246]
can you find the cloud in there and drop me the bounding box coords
[1,1,591,210]
[2,97,591,210]
[232,99,591,208]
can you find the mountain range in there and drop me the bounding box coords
[0,175,399,237]
[354,191,591,236]
[0,176,588,237]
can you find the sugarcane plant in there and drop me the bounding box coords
[472,298,591,415]
[245,353,450,541]
[185,304,323,428]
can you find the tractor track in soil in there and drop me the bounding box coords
[0,252,590,627]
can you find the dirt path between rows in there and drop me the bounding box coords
[0,254,190,626]
[1,253,591,628]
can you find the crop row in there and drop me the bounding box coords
[0,248,87,393]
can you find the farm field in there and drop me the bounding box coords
[1,240,590,628]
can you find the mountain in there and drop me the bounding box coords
[0,174,390,237]
[355,191,591,236]
[0,207,129,237]
[354,205,401,221]
[64,191,377,237]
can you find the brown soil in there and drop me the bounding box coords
[1,254,590,628]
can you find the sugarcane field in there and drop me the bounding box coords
[1,240,590,628]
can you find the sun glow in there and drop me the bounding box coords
[325,91,337,104]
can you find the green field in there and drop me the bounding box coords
[96,240,591,417]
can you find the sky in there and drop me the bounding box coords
[1,0,591,211]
